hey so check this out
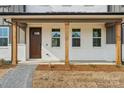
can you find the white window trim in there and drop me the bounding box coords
[93,28,102,47]
[0,27,9,47]
[51,29,61,47]
[72,29,81,47]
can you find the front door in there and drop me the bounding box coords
[30,28,41,58]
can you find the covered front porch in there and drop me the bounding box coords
[1,12,124,65]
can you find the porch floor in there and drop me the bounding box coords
[19,60,115,65]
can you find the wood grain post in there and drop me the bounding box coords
[65,22,70,65]
[12,22,17,65]
[115,22,122,65]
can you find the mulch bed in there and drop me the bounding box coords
[36,64,124,72]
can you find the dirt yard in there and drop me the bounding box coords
[0,65,15,78]
[33,64,124,88]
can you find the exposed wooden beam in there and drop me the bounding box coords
[105,23,115,28]
[13,18,122,23]
[115,22,122,65]
[65,22,69,65]
[17,22,27,28]
[12,22,17,65]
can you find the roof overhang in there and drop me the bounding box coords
[1,12,124,23]
[1,12,124,19]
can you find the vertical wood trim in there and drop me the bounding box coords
[115,22,122,65]
[65,22,69,65]
[12,22,17,65]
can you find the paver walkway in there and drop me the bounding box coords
[0,64,37,88]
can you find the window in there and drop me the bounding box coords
[106,25,116,44]
[0,27,9,46]
[93,29,101,47]
[72,29,81,47]
[52,29,60,47]
[106,25,124,44]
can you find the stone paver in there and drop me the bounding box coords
[0,64,37,88]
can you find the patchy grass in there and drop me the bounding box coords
[33,64,124,88]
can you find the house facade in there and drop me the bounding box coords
[0,5,124,65]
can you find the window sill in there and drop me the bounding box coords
[0,46,9,49]
[72,46,82,49]
[106,44,115,45]
[52,46,61,48]
[93,46,102,49]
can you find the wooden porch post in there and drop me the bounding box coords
[115,22,122,65]
[12,22,17,65]
[65,22,69,65]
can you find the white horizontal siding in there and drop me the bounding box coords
[1,22,124,63]
[26,23,123,62]
[0,44,26,61]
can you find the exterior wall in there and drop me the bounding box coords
[1,5,124,63]
[0,5,26,61]
[0,22,124,63]
[69,23,114,62]
[0,27,26,61]
[26,23,65,61]
[25,23,124,63]
[0,44,26,61]
[26,5,108,13]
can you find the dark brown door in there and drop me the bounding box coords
[30,28,41,58]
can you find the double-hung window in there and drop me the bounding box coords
[93,29,101,47]
[0,27,9,46]
[52,29,60,47]
[72,29,81,47]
